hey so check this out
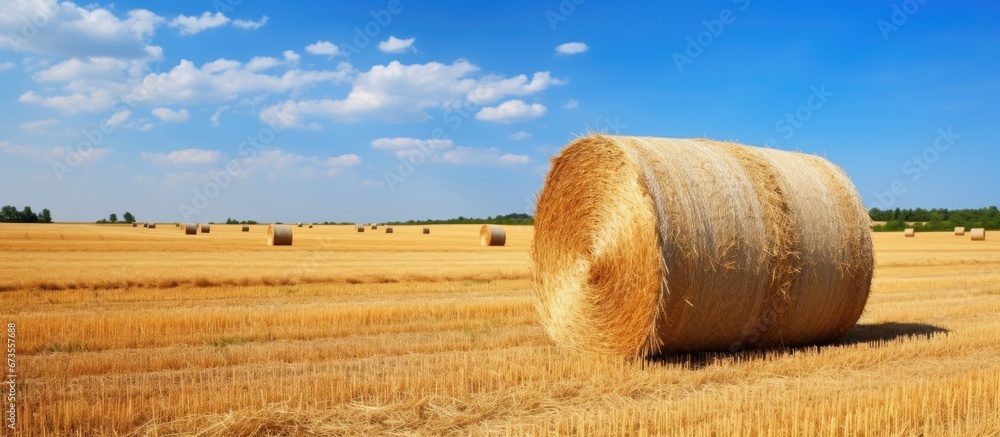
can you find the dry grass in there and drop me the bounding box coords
[1,225,999,435]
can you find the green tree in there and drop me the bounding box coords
[109,213,118,223]
[123,212,135,223]
[39,209,52,223]
[21,206,37,223]
[0,205,17,222]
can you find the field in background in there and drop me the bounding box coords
[2,224,999,435]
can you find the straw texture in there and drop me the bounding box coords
[955,227,966,236]
[532,135,874,357]
[905,228,915,237]
[480,225,506,246]
[184,223,197,235]
[971,228,986,241]
[268,224,293,246]
[200,223,211,234]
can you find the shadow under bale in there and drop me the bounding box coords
[647,322,949,369]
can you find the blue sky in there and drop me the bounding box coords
[1,0,997,223]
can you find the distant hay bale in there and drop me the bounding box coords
[971,228,986,241]
[174,222,179,227]
[423,227,430,234]
[267,224,293,246]
[480,225,506,246]
[242,225,250,232]
[357,225,364,232]
[143,222,148,228]
[148,223,156,229]
[532,135,874,357]
[132,223,137,228]
[955,227,966,236]
[308,224,313,228]
[904,228,915,237]
[297,222,303,227]
[385,227,393,233]
[372,224,378,230]
[184,223,197,235]
[200,223,211,234]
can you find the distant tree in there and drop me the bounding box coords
[0,205,18,222]
[123,212,135,223]
[39,208,52,223]
[109,213,118,223]
[21,206,37,223]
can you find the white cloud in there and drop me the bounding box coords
[19,119,59,133]
[151,108,190,123]
[0,61,15,71]
[0,1,163,59]
[305,41,341,59]
[260,60,564,127]
[236,149,361,179]
[475,100,547,123]
[377,36,415,54]
[563,99,579,109]
[233,15,268,30]
[141,148,221,165]
[169,12,230,36]
[106,109,133,127]
[555,42,589,55]
[0,139,110,162]
[283,50,301,66]
[34,57,132,82]
[441,146,530,166]
[19,88,121,114]
[210,106,229,126]
[509,131,532,141]
[245,56,280,72]
[371,137,454,150]
[325,154,362,167]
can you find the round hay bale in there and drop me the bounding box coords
[532,135,874,357]
[297,222,303,228]
[184,223,197,235]
[904,228,915,237]
[385,227,393,234]
[132,223,137,228]
[971,228,986,241]
[308,224,314,228]
[955,227,966,236]
[242,225,250,232]
[372,224,378,230]
[357,225,365,232]
[423,227,430,234]
[148,223,156,229]
[174,222,180,227]
[200,223,211,234]
[268,224,293,246]
[480,225,506,246]
[142,222,148,228]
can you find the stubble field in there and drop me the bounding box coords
[1,223,999,435]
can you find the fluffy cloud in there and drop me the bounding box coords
[169,12,230,35]
[305,41,341,59]
[0,139,110,162]
[233,15,269,30]
[475,100,547,123]
[509,131,532,141]
[377,36,415,54]
[563,99,579,109]
[18,119,59,133]
[106,109,133,127]
[555,42,589,55]
[151,108,190,123]
[237,149,361,178]
[441,146,530,166]
[245,56,280,72]
[0,1,162,59]
[141,149,221,165]
[260,60,563,127]
[371,137,454,150]
[0,61,15,71]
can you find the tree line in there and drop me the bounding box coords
[870,206,1000,232]
[0,205,52,223]
[386,213,534,226]
[96,212,136,224]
